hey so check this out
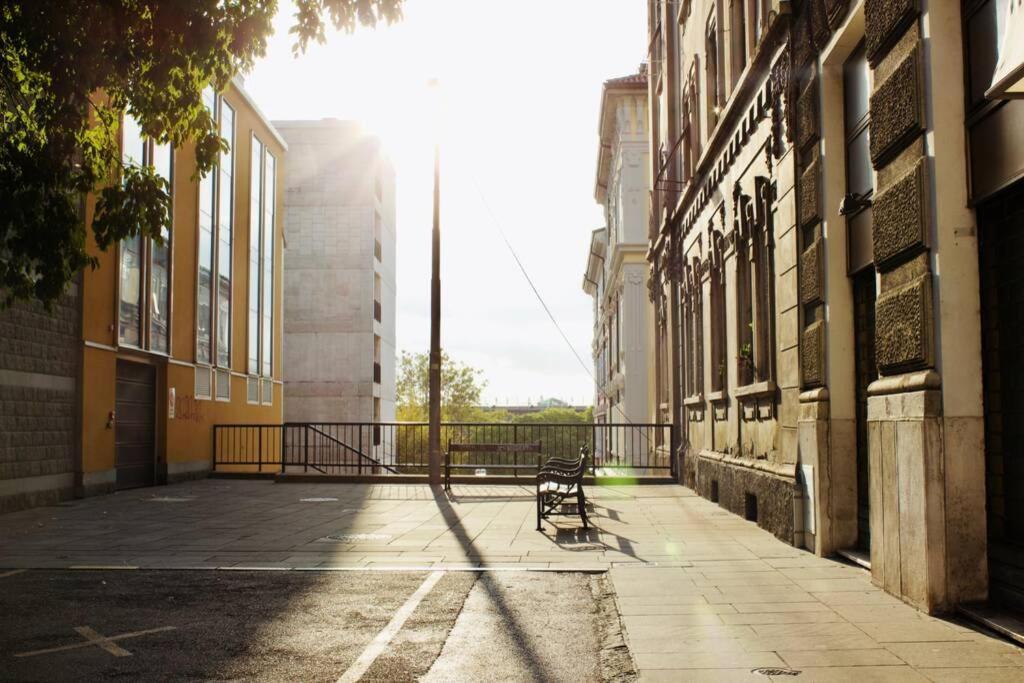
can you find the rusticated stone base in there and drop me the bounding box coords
[694,452,797,544]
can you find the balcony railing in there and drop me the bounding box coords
[213,422,678,478]
[373,300,382,323]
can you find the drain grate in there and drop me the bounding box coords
[752,668,801,677]
[300,497,339,502]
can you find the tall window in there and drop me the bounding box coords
[710,233,727,392]
[844,43,874,273]
[736,184,776,386]
[197,89,235,372]
[248,135,276,382]
[737,196,755,386]
[119,115,172,353]
[706,15,725,132]
[730,0,748,90]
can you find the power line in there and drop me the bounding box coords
[464,174,637,425]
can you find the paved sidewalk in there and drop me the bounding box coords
[1,479,1022,681]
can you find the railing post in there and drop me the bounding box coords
[358,426,363,476]
[211,425,218,472]
[304,424,309,473]
[281,424,287,474]
[258,426,263,472]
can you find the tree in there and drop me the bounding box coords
[395,350,487,422]
[0,0,403,306]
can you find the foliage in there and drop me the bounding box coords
[511,406,593,424]
[395,350,488,422]
[0,0,404,307]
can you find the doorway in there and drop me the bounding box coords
[852,270,876,552]
[979,180,1024,610]
[115,359,156,490]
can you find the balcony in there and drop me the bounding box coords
[374,300,382,323]
[374,239,382,262]
[373,361,381,384]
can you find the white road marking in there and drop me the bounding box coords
[0,569,26,579]
[13,625,176,659]
[336,571,444,683]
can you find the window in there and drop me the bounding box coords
[730,0,748,90]
[681,61,702,182]
[736,182,776,386]
[710,229,727,392]
[844,42,874,274]
[119,114,172,353]
[248,135,277,388]
[706,15,725,132]
[680,261,704,399]
[196,89,235,379]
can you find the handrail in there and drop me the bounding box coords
[306,425,399,474]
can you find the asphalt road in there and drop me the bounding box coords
[0,569,632,682]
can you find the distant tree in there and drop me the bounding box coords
[0,0,404,307]
[395,350,488,422]
[513,406,593,425]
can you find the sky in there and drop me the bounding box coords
[245,0,648,406]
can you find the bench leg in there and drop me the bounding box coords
[577,487,589,530]
[536,482,543,531]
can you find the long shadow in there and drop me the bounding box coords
[431,487,555,682]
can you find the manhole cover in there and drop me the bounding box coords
[300,497,339,502]
[752,668,801,677]
[323,533,392,543]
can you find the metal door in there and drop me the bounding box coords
[115,360,156,489]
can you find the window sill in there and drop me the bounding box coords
[734,380,777,400]
[707,390,727,403]
[683,394,704,407]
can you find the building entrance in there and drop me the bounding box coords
[979,180,1024,610]
[115,360,156,490]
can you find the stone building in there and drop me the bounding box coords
[583,71,656,455]
[275,120,397,427]
[1,77,287,511]
[647,0,1024,614]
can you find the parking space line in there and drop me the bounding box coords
[0,569,26,579]
[14,626,176,659]
[336,571,445,683]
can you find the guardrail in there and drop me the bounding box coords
[213,422,677,479]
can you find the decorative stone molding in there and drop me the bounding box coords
[800,238,824,304]
[872,158,928,269]
[864,0,920,67]
[875,274,934,374]
[870,46,923,168]
[809,0,832,52]
[802,321,826,387]
[770,47,793,151]
[798,153,821,228]
[793,8,814,71]
[796,77,820,152]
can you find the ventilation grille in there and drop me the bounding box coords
[261,378,273,405]
[215,368,230,400]
[194,366,212,399]
[247,376,259,404]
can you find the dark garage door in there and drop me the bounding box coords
[115,360,156,490]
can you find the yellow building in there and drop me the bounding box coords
[78,77,286,495]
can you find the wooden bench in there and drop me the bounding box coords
[536,446,589,531]
[444,441,542,491]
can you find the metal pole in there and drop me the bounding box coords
[428,107,443,487]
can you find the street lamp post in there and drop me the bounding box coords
[427,80,442,487]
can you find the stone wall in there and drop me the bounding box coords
[0,288,80,512]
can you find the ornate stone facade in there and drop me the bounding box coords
[647,0,993,614]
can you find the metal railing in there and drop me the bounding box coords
[212,422,677,478]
